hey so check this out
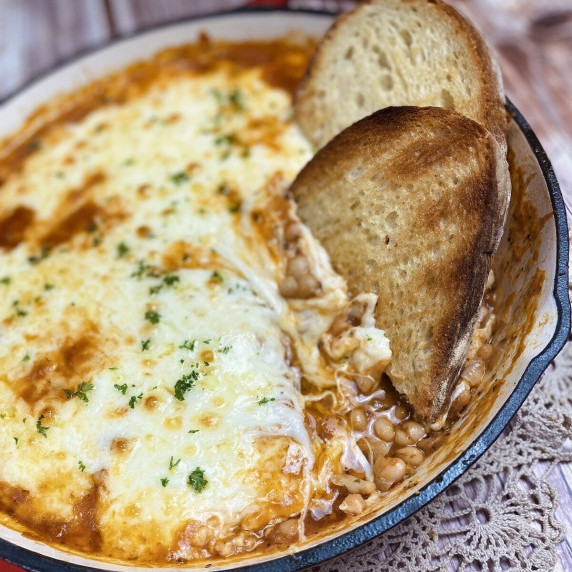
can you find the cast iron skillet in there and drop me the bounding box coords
[0,8,569,572]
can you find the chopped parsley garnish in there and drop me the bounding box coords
[44,282,54,290]
[141,338,151,351]
[160,477,169,487]
[28,245,50,265]
[170,171,190,185]
[210,271,223,283]
[179,339,197,351]
[215,133,238,146]
[129,393,143,409]
[78,460,86,472]
[36,414,49,437]
[0,413,5,419]
[145,310,160,324]
[117,242,129,257]
[257,396,276,406]
[188,467,208,492]
[174,370,200,401]
[218,346,231,354]
[217,183,230,195]
[114,383,128,395]
[16,308,28,317]
[131,260,151,279]
[0,276,10,285]
[22,353,30,362]
[228,88,244,111]
[188,429,199,434]
[149,273,179,295]
[169,456,181,470]
[63,381,94,403]
[13,437,18,446]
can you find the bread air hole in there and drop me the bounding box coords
[345,46,354,60]
[441,88,455,109]
[381,74,394,91]
[373,45,391,70]
[385,210,398,229]
[400,29,413,47]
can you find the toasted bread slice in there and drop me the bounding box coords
[291,106,507,423]
[295,0,507,152]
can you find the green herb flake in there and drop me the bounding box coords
[179,339,197,351]
[117,242,129,258]
[16,308,28,317]
[131,260,150,279]
[188,429,199,434]
[228,88,244,111]
[36,414,49,437]
[160,477,169,487]
[170,171,190,185]
[149,284,163,295]
[141,338,152,351]
[145,310,161,325]
[163,274,179,287]
[13,437,18,446]
[174,370,200,401]
[0,276,10,285]
[44,282,55,290]
[210,271,223,284]
[257,396,276,406]
[22,353,30,362]
[129,393,143,409]
[63,381,94,403]
[28,245,50,265]
[169,456,181,470]
[215,133,237,147]
[218,346,232,355]
[78,460,86,472]
[188,467,208,493]
[114,383,128,395]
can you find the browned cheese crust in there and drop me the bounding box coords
[291,106,501,422]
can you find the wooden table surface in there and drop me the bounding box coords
[0,1,570,571]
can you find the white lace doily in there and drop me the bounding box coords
[314,335,572,572]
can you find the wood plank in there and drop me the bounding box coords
[0,0,110,100]
[108,0,247,35]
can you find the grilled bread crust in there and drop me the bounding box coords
[291,106,503,422]
[295,0,507,152]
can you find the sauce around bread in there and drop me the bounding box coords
[0,36,498,565]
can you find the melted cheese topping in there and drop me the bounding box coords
[0,42,394,563]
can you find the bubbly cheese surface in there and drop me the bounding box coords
[0,40,399,564]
